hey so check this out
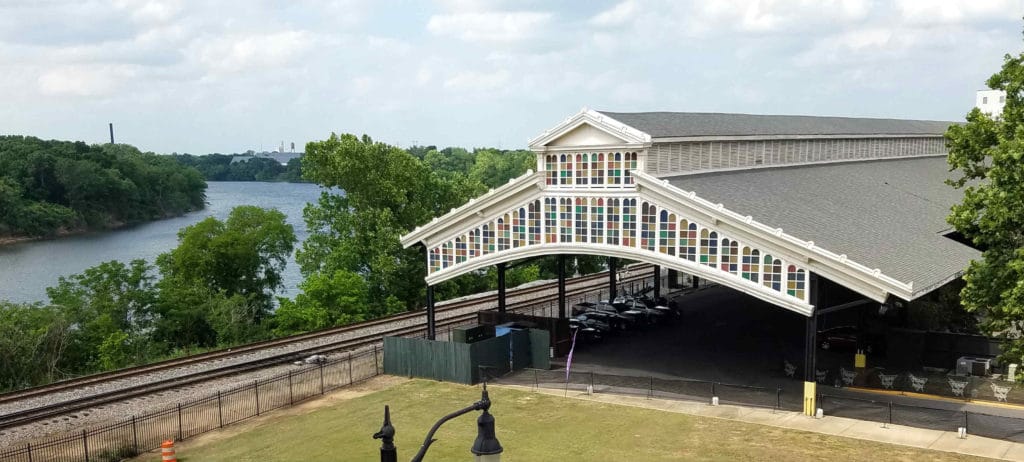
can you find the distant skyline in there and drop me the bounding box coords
[1,0,1023,154]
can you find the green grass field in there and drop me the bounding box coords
[136,378,991,462]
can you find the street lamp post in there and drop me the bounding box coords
[376,384,503,462]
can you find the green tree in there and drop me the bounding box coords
[272,269,370,336]
[0,302,72,391]
[945,45,1024,360]
[469,148,535,188]
[156,206,297,345]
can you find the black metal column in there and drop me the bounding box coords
[608,257,617,302]
[426,285,436,340]
[803,314,817,382]
[497,263,507,316]
[652,265,661,299]
[692,275,700,289]
[557,255,566,319]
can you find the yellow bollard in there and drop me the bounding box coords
[161,440,177,462]
[803,381,817,416]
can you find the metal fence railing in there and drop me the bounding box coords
[0,348,383,462]
[811,365,1024,405]
[818,393,1024,443]
[490,368,795,412]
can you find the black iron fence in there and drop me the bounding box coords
[810,365,1024,405]
[818,393,1024,443]
[0,348,383,462]
[489,368,796,412]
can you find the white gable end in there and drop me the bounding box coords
[546,122,632,147]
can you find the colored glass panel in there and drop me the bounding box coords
[679,220,697,261]
[659,211,676,255]
[609,153,622,185]
[560,198,572,242]
[498,214,510,251]
[741,247,760,282]
[482,224,493,254]
[592,153,605,185]
[576,154,588,185]
[469,229,479,258]
[624,152,638,184]
[720,239,739,274]
[575,197,588,243]
[787,265,806,299]
[699,229,718,266]
[641,202,656,251]
[528,200,541,245]
[545,155,557,185]
[455,236,467,264]
[590,198,604,244]
[763,255,782,291]
[442,242,452,269]
[544,198,558,243]
[430,247,441,273]
[560,154,573,185]
[622,198,636,246]
[606,198,620,245]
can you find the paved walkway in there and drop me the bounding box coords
[493,383,1024,461]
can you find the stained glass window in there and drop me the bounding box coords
[609,153,622,185]
[699,229,718,266]
[498,214,510,251]
[741,247,760,282]
[528,200,541,245]
[560,154,573,185]
[514,208,526,248]
[574,198,588,243]
[606,198,620,245]
[641,202,656,251]
[590,198,604,243]
[622,198,636,246]
[763,255,782,291]
[544,198,558,243]
[469,229,479,258]
[787,266,806,300]
[624,152,638,184]
[679,220,698,261]
[560,198,572,242]
[455,236,467,264]
[545,155,557,185]
[721,239,738,274]
[592,153,604,185]
[430,247,441,272]
[482,224,493,255]
[659,211,676,255]
[576,154,588,185]
[442,241,453,269]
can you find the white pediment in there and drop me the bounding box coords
[529,108,652,150]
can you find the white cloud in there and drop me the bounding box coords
[191,30,316,75]
[443,69,510,92]
[427,11,553,42]
[37,64,139,96]
[590,0,638,27]
[895,0,1024,25]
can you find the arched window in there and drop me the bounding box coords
[469,229,480,258]
[544,198,558,243]
[641,202,657,251]
[609,153,622,185]
[528,200,541,245]
[455,236,467,264]
[482,224,493,255]
[560,198,572,242]
[606,198,620,245]
[678,220,697,261]
[590,198,604,244]
[700,229,718,266]
[575,197,588,242]
[622,198,636,246]
[592,153,604,185]
[442,241,453,269]
[624,152,638,184]
[515,208,526,247]
[660,211,676,255]
[575,154,588,185]
[560,154,573,185]
[788,266,806,300]
[545,155,557,185]
[741,247,759,282]
[497,215,509,251]
[721,239,738,274]
[763,255,782,291]
[430,247,441,272]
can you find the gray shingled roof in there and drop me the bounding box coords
[598,111,956,139]
[667,156,978,299]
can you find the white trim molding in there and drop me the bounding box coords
[529,107,652,151]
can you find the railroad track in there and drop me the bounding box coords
[0,265,655,431]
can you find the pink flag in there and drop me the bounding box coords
[565,329,579,383]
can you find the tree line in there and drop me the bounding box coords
[170,153,304,182]
[0,136,206,238]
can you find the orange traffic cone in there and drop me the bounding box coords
[161,440,177,462]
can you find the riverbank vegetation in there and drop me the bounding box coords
[0,136,206,239]
[171,153,304,182]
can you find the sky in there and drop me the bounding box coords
[1,0,1023,154]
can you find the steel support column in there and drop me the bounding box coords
[608,257,617,302]
[497,262,507,316]
[803,274,820,416]
[692,276,700,289]
[557,255,566,319]
[426,285,436,340]
[653,265,661,299]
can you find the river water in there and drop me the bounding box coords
[0,182,325,304]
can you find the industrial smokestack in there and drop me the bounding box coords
[109,123,114,144]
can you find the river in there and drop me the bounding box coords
[0,182,325,304]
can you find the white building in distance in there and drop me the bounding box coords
[976,89,1006,117]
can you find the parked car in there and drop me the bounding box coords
[818,326,882,354]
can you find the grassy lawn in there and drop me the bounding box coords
[136,378,991,462]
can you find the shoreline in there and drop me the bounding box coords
[0,209,203,248]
